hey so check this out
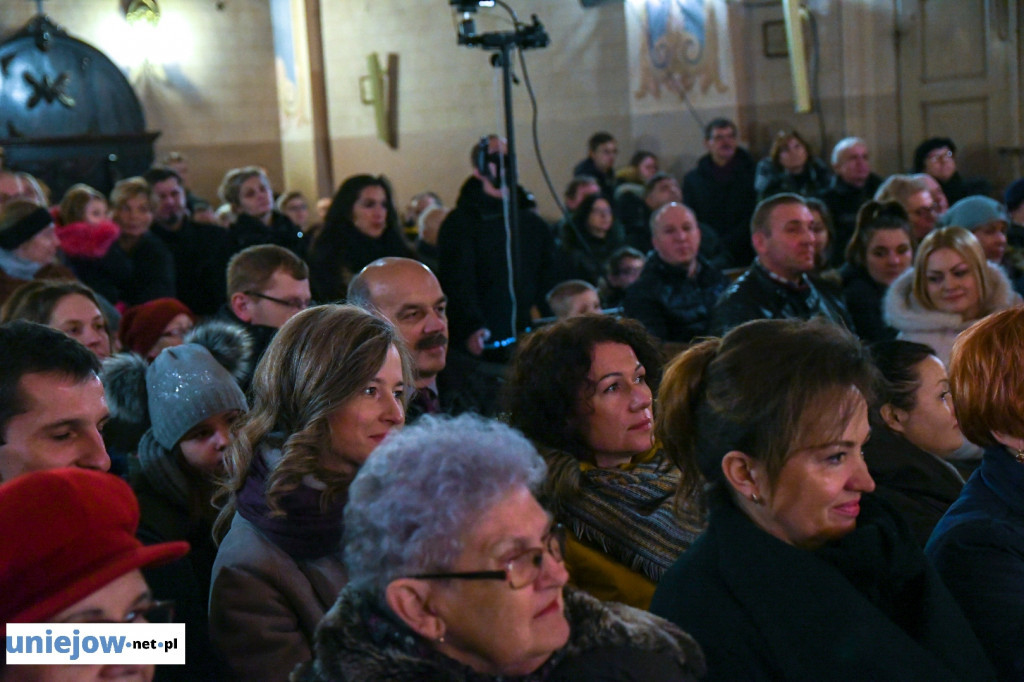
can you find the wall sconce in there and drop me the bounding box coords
[122,0,161,27]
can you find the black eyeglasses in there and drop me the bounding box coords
[244,291,312,310]
[409,524,566,590]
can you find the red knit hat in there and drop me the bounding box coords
[118,298,194,357]
[0,469,189,632]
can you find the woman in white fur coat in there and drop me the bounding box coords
[884,226,1020,365]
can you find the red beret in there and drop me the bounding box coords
[118,297,194,356]
[0,468,188,632]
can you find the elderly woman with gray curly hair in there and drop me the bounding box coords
[294,414,705,681]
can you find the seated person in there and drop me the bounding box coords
[556,194,626,285]
[875,174,938,243]
[624,203,728,343]
[505,316,705,609]
[572,131,618,201]
[1,467,189,680]
[683,118,758,267]
[118,297,194,361]
[618,172,682,253]
[0,200,72,306]
[217,244,311,372]
[294,414,705,681]
[2,279,113,360]
[547,280,602,320]
[219,166,305,258]
[838,201,914,343]
[710,194,853,336]
[754,129,832,200]
[650,319,994,680]
[820,137,884,263]
[598,246,645,309]
[865,340,965,547]
[912,137,991,205]
[940,195,1024,296]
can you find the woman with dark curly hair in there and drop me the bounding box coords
[504,315,704,609]
[307,174,415,302]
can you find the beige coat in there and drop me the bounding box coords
[208,512,346,681]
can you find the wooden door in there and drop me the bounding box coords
[896,0,1020,189]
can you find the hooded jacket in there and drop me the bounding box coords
[437,176,556,346]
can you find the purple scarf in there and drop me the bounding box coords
[235,446,347,561]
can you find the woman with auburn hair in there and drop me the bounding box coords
[209,304,413,680]
[650,318,993,680]
[884,226,1019,365]
[840,200,915,342]
[308,174,414,302]
[504,315,704,609]
[926,306,1024,680]
[754,129,832,201]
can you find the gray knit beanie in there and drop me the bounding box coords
[940,195,1008,231]
[147,343,248,450]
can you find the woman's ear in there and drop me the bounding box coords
[384,579,445,641]
[991,430,1024,454]
[880,404,906,433]
[721,450,762,500]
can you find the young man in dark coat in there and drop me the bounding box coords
[144,166,233,316]
[682,118,758,267]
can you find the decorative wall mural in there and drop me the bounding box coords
[633,0,727,101]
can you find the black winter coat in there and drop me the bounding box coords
[819,174,883,265]
[151,217,232,316]
[708,261,853,336]
[927,446,1024,680]
[863,424,964,548]
[437,177,556,346]
[651,493,994,681]
[839,263,897,343]
[622,254,728,343]
[682,149,758,267]
[228,211,306,259]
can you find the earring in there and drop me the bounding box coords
[1015,442,1024,464]
[437,634,445,644]
[750,492,762,505]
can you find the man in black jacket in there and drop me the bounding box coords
[710,193,853,336]
[144,167,232,316]
[682,118,758,267]
[623,203,728,343]
[819,137,883,263]
[437,136,556,361]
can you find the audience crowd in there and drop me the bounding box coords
[1,122,1021,681]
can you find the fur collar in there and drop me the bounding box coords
[56,220,120,259]
[883,261,1017,334]
[294,586,704,681]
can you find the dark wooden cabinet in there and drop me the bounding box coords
[0,14,159,200]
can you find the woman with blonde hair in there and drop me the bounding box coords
[884,226,1019,364]
[1,279,112,359]
[209,304,412,680]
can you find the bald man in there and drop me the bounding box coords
[622,203,729,343]
[349,257,448,388]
